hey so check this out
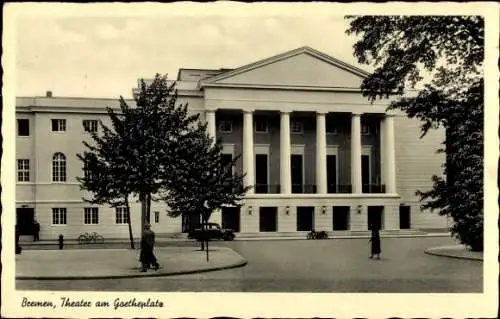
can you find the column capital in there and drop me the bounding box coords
[242,109,254,114]
[205,108,217,113]
[351,111,363,116]
[385,113,397,118]
[316,111,327,116]
[280,111,291,115]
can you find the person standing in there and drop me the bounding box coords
[140,223,160,272]
[33,219,40,242]
[369,226,381,259]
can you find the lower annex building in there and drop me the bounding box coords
[15,46,449,240]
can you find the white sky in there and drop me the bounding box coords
[14,5,365,98]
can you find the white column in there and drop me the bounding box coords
[280,112,291,194]
[206,110,216,144]
[316,112,327,194]
[351,112,362,193]
[243,110,255,194]
[384,114,396,193]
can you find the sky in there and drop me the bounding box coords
[14,4,366,98]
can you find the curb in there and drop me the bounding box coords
[424,247,483,261]
[16,257,248,281]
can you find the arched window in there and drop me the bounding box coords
[52,153,67,182]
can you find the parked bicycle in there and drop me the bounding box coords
[77,232,104,244]
[306,230,328,240]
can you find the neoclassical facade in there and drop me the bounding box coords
[16,47,448,240]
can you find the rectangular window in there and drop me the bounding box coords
[154,211,160,223]
[17,119,30,136]
[83,120,98,133]
[291,119,303,133]
[52,208,67,225]
[84,207,99,224]
[52,119,66,132]
[17,159,30,182]
[218,120,232,133]
[255,117,268,133]
[362,123,371,135]
[115,207,129,224]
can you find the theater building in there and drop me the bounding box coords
[15,46,448,240]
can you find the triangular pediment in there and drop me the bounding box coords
[201,46,368,89]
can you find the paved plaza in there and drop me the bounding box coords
[16,236,482,292]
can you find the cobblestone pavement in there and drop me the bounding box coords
[16,237,482,292]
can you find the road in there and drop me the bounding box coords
[16,237,482,292]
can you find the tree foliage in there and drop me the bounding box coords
[346,16,484,251]
[78,74,200,239]
[160,118,251,254]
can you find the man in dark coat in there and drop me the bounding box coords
[369,227,381,260]
[140,223,160,272]
[33,219,40,242]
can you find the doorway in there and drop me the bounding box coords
[362,154,370,192]
[367,206,384,230]
[16,208,35,235]
[332,206,350,230]
[399,205,411,229]
[255,154,268,193]
[259,207,277,232]
[291,154,303,193]
[327,155,337,193]
[221,206,241,232]
[296,206,314,231]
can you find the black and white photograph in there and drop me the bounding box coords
[2,2,498,318]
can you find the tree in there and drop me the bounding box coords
[346,16,484,251]
[161,120,251,260]
[78,74,200,241]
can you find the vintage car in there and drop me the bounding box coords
[188,222,236,241]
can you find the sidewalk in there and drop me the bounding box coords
[15,247,247,280]
[425,245,483,261]
[18,229,451,247]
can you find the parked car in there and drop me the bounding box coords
[188,223,235,241]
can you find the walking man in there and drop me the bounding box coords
[140,223,160,272]
[33,219,40,242]
[369,226,381,260]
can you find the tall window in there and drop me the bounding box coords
[154,211,160,223]
[51,119,66,132]
[84,207,99,224]
[255,117,268,133]
[116,207,129,224]
[17,159,30,182]
[17,119,30,136]
[218,120,232,133]
[52,208,67,225]
[83,159,94,180]
[361,123,371,135]
[52,153,67,182]
[326,119,338,135]
[291,119,303,133]
[83,120,98,133]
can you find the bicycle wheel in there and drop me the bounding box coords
[95,235,104,244]
[77,234,88,244]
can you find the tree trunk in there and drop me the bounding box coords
[146,193,152,224]
[204,217,209,262]
[125,196,135,249]
[140,193,146,237]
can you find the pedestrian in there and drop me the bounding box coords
[33,219,40,242]
[369,226,381,260]
[58,234,64,250]
[139,223,160,272]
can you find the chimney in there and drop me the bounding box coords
[46,91,53,98]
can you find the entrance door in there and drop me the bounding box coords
[367,206,384,230]
[297,206,314,231]
[332,206,350,230]
[255,154,268,193]
[259,207,277,232]
[291,154,303,193]
[16,208,35,235]
[327,155,337,193]
[399,205,411,229]
[221,207,241,232]
[362,155,370,192]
